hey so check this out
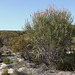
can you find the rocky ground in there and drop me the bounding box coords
[0,47,75,75]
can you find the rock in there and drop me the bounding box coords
[18,67,28,75]
[29,63,36,68]
[0,69,4,75]
[57,71,72,75]
[0,63,8,75]
[18,67,26,72]
[17,58,24,62]
[8,68,14,74]
[0,63,8,70]
[12,53,16,56]
[0,58,3,63]
[72,73,75,75]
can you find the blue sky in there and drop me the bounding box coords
[0,0,75,30]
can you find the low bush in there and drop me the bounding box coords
[12,70,18,75]
[0,37,3,48]
[0,49,3,55]
[7,50,12,55]
[1,68,8,75]
[12,70,28,75]
[29,72,34,75]
[9,34,34,61]
[56,52,75,71]
[3,57,13,64]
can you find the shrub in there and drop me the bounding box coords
[1,68,8,75]
[56,52,75,71]
[13,6,73,67]
[9,34,34,61]
[22,6,73,64]
[7,50,12,55]
[29,72,34,75]
[0,37,3,48]
[12,70,28,75]
[0,31,22,46]
[3,57,13,64]
[0,49,3,55]
[12,70,18,75]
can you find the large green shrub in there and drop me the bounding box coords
[13,6,74,66]
[24,6,73,64]
[32,7,73,47]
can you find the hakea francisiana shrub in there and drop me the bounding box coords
[17,6,74,66]
[31,7,73,48]
[26,7,74,64]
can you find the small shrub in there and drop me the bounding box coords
[7,50,12,55]
[57,61,73,71]
[12,70,28,75]
[0,49,3,55]
[29,72,34,75]
[56,52,75,71]
[3,57,13,64]
[1,68,8,75]
[12,70,18,75]
[0,37,3,48]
